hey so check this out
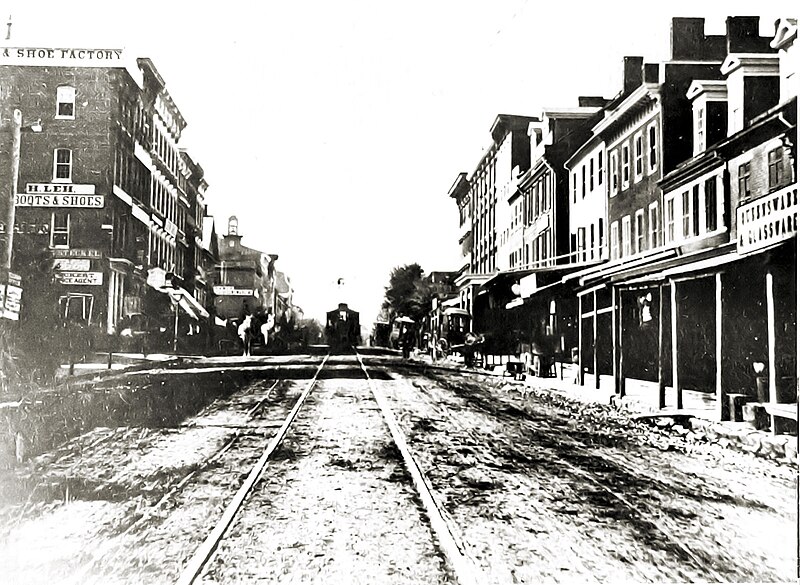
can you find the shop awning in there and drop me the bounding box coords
[169,287,210,320]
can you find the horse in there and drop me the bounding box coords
[238,315,254,356]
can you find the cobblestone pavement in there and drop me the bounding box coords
[377,362,797,584]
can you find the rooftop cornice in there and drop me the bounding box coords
[686,79,728,101]
[720,53,780,76]
[771,18,797,50]
[591,83,660,137]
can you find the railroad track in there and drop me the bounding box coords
[407,370,728,583]
[172,351,482,585]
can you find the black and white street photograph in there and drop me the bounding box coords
[0,1,797,583]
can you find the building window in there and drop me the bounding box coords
[577,227,586,262]
[768,147,784,189]
[621,215,631,257]
[738,162,751,199]
[56,86,76,119]
[53,149,72,182]
[581,165,586,199]
[597,153,603,185]
[648,202,660,249]
[50,212,70,248]
[589,159,594,191]
[704,177,718,232]
[647,122,658,174]
[634,131,644,182]
[666,198,675,243]
[572,172,578,203]
[695,106,705,154]
[610,221,619,260]
[589,224,596,259]
[634,209,645,253]
[691,185,701,237]
[610,151,619,195]
[621,143,630,189]
[681,191,691,238]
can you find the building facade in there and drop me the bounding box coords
[0,46,210,352]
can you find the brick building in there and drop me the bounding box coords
[0,46,210,351]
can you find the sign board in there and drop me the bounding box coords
[53,248,102,258]
[1,47,124,67]
[26,183,96,195]
[0,273,23,320]
[56,271,103,285]
[15,194,104,208]
[54,258,91,271]
[213,286,255,297]
[164,220,179,237]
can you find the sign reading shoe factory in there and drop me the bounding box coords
[16,184,103,208]
[1,47,124,66]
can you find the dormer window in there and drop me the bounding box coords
[56,86,76,119]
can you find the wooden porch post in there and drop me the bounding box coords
[766,270,778,432]
[593,289,600,390]
[715,272,724,421]
[671,280,682,410]
[578,294,584,385]
[614,287,625,398]
[658,284,666,409]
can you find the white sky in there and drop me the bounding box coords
[4,1,793,323]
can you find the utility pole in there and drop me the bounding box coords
[2,109,22,275]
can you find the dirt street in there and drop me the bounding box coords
[0,354,795,584]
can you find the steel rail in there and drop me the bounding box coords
[68,379,283,584]
[418,370,728,583]
[176,354,329,585]
[355,351,483,585]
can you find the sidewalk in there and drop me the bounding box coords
[415,353,797,464]
[55,352,192,381]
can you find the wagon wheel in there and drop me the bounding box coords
[437,338,450,355]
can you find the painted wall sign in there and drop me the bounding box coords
[53,248,102,258]
[56,271,104,286]
[54,258,91,271]
[1,47,124,66]
[132,204,150,224]
[15,194,104,208]
[213,286,255,296]
[26,183,96,195]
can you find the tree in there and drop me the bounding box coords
[382,263,434,324]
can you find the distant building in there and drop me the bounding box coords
[214,216,278,320]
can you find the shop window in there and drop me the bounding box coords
[53,148,72,182]
[56,86,75,119]
[50,212,70,248]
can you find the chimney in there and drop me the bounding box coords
[623,56,644,95]
[726,16,765,53]
[671,17,706,60]
[577,96,607,108]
